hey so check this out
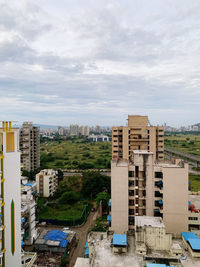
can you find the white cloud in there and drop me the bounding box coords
[0,0,200,126]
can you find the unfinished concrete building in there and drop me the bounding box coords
[20,122,40,172]
[112,115,164,162]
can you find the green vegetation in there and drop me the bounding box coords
[37,171,110,225]
[40,138,111,169]
[91,215,108,232]
[82,171,111,198]
[38,202,87,221]
[165,133,200,156]
[189,174,200,192]
[95,192,110,212]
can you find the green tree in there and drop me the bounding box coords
[96,192,110,211]
[81,171,110,198]
[58,191,80,204]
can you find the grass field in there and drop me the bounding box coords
[38,202,86,221]
[40,138,112,169]
[165,133,200,156]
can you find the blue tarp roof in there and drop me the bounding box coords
[107,215,111,221]
[113,234,127,246]
[59,239,68,248]
[85,247,89,256]
[44,230,68,241]
[188,238,200,250]
[85,241,88,248]
[25,183,34,186]
[181,232,199,242]
[109,199,111,207]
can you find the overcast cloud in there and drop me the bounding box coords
[0,0,200,126]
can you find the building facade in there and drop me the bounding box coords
[20,122,40,172]
[70,125,79,136]
[112,115,164,162]
[0,122,37,267]
[110,150,188,235]
[36,169,58,197]
[21,177,38,245]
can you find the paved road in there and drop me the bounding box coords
[68,211,98,267]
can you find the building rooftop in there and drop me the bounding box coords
[135,216,165,228]
[188,238,200,250]
[181,232,199,242]
[113,234,127,246]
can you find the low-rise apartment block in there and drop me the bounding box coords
[21,177,38,245]
[110,150,188,235]
[112,115,164,162]
[36,169,58,197]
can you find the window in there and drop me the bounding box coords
[129,180,134,187]
[155,172,163,178]
[129,171,134,177]
[135,166,139,177]
[129,190,134,196]
[189,217,198,221]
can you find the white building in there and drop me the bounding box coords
[21,177,38,245]
[36,169,58,197]
[0,122,37,267]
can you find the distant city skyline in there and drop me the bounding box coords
[1,0,200,127]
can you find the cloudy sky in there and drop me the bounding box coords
[0,0,200,127]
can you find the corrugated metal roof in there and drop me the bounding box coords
[188,238,200,250]
[113,234,127,246]
[181,232,199,242]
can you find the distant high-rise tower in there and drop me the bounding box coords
[20,122,40,172]
[112,115,164,162]
[70,125,79,136]
[0,122,21,266]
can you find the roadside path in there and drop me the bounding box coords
[68,211,98,267]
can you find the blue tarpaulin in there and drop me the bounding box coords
[146,264,177,267]
[59,239,68,248]
[25,183,34,186]
[109,199,111,207]
[21,218,25,223]
[21,241,24,246]
[188,238,200,250]
[113,234,127,246]
[44,230,68,241]
[181,232,199,242]
[85,241,88,248]
[84,247,89,256]
[107,215,111,221]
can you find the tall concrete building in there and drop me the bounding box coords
[112,115,164,162]
[80,126,90,136]
[0,122,37,267]
[70,124,79,136]
[20,122,40,172]
[110,150,188,235]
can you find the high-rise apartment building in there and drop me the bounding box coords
[0,122,37,267]
[80,126,90,136]
[70,125,79,136]
[36,169,58,197]
[20,122,40,172]
[110,150,188,235]
[112,115,164,162]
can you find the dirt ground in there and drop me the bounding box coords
[68,211,98,267]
